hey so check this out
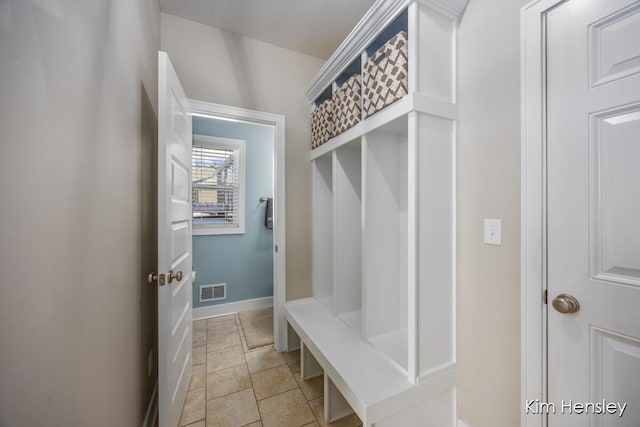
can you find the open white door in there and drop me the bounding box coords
[157,51,193,427]
[546,0,640,425]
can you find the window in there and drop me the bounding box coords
[192,135,245,235]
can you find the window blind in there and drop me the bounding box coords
[192,144,240,228]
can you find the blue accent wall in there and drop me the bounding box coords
[192,116,274,308]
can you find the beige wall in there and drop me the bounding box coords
[0,0,160,425]
[160,13,325,300]
[457,0,528,425]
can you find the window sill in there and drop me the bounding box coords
[193,227,245,236]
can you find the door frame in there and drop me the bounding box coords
[189,99,288,352]
[521,0,564,426]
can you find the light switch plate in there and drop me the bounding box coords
[484,219,502,245]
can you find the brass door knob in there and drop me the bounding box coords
[147,272,166,286]
[552,294,580,314]
[168,270,183,284]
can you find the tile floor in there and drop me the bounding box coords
[179,312,363,427]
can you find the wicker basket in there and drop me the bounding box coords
[311,99,334,149]
[333,74,362,135]
[362,31,408,118]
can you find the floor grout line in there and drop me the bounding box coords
[238,313,263,426]
[184,308,342,427]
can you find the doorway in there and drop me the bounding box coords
[189,100,287,353]
[522,0,640,426]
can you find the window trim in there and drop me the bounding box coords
[192,134,246,236]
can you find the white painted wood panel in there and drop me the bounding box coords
[158,51,193,427]
[591,327,640,425]
[416,113,456,379]
[285,299,457,426]
[590,3,640,87]
[302,342,323,380]
[313,154,335,313]
[593,107,640,285]
[521,2,551,425]
[334,141,364,334]
[372,388,456,427]
[369,330,409,372]
[325,374,356,423]
[302,0,464,423]
[546,0,640,425]
[338,310,363,336]
[363,116,409,371]
[414,2,456,102]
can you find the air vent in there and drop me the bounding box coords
[200,283,226,302]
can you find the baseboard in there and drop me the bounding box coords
[458,419,470,427]
[142,380,158,427]
[193,296,273,320]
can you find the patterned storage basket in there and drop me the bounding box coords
[333,74,362,135]
[362,31,408,118]
[311,99,334,149]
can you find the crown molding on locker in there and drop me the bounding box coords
[305,0,470,103]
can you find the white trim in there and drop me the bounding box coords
[457,419,470,427]
[521,1,561,427]
[141,380,158,427]
[407,111,418,382]
[193,228,245,236]
[305,0,469,102]
[190,100,285,127]
[193,296,274,320]
[189,99,287,352]
[416,0,467,21]
[192,134,246,236]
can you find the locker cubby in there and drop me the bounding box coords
[363,116,408,371]
[312,153,334,313]
[333,140,363,334]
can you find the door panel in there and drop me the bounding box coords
[592,106,640,285]
[590,3,640,86]
[547,0,640,425]
[591,328,640,427]
[158,51,193,427]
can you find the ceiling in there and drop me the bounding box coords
[160,0,376,60]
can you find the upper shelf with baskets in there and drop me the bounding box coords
[308,0,467,158]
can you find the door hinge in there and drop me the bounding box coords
[275,245,278,253]
[543,289,548,305]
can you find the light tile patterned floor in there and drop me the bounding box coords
[179,311,363,427]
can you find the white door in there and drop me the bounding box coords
[157,51,193,427]
[547,0,640,425]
